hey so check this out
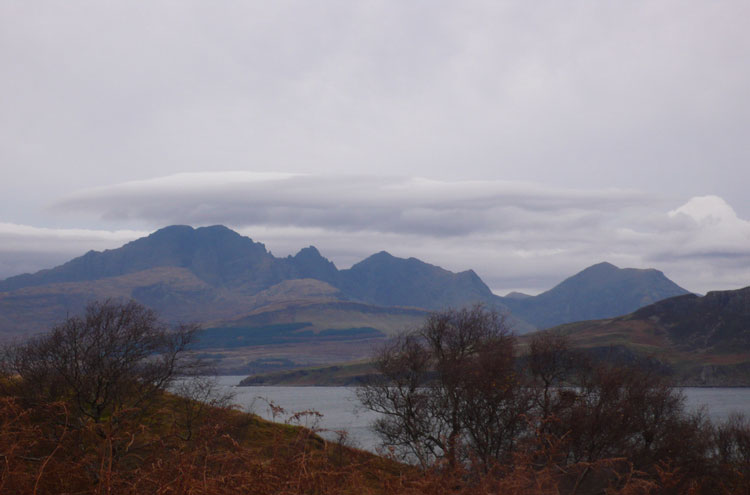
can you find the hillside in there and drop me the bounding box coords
[0,225,321,293]
[337,251,502,310]
[0,270,346,335]
[500,261,690,329]
[247,286,750,386]
[546,286,750,385]
[0,387,412,494]
[0,226,504,314]
[631,287,750,352]
[0,226,459,335]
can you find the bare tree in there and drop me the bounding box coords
[528,329,577,421]
[1,299,200,423]
[356,331,435,466]
[357,305,528,470]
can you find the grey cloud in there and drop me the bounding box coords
[55,173,650,237]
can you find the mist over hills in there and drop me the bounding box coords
[0,225,690,341]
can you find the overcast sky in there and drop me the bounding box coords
[1,1,750,295]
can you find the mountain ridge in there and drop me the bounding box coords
[0,225,690,338]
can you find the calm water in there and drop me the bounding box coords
[215,376,750,453]
[216,377,381,451]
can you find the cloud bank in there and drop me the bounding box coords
[56,172,650,236]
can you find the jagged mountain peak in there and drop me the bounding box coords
[0,225,513,337]
[351,251,450,272]
[289,246,338,283]
[0,224,274,291]
[294,245,323,257]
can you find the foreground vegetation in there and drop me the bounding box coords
[2,301,750,494]
[0,300,409,494]
[357,306,750,494]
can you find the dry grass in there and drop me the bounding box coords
[2,391,749,495]
[0,393,413,495]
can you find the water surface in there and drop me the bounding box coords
[216,377,750,453]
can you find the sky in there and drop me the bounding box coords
[1,1,750,295]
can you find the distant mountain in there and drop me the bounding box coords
[0,226,361,295]
[287,246,339,284]
[0,225,508,338]
[336,251,500,310]
[500,262,690,329]
[0,226,690,344]
[0,225,274,292]
[544,286,750,385]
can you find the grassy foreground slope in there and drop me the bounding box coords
[0,388,415,495]
[6,375,750,494]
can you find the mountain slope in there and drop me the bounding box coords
[0,225,350,295]
[501,262,690,329]
[0,227,690,342]
[336,251,500,310]
[0,225,277,291]
[0,268,346,336]
[286,246,339,284]
[0,226,509,339]
[631,287,750,352]
[544,286,750,385]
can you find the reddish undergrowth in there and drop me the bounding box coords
[1,394,748,494]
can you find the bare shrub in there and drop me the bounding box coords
[170,375,235,440]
